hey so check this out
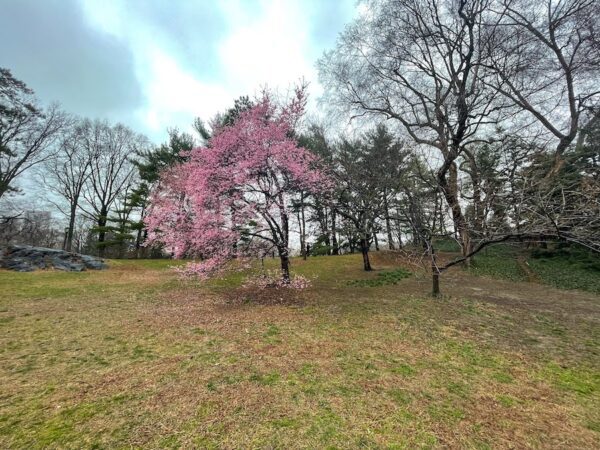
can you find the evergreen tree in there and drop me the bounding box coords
[130,129,194,257]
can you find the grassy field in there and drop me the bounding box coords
[1,253,599,448]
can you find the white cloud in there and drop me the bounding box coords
[140,48,231,133]
[79,0,356,142]
[217,0,315,90]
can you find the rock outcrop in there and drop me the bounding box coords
[0,245,108,272]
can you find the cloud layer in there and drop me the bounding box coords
[1,0,356,142]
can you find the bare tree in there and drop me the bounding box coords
[39,120,94,252]
[0,209,62,248]
[0,68,68,200]
[318,0,600,296]
[485,0,600,173]
[319,0,504,263]
[79,120,145,257]
[415,121,600,297]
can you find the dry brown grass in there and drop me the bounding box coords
[0,254,598,448]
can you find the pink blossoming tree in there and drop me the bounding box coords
[145,88,329,283]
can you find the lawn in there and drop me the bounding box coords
[0,253,599,448]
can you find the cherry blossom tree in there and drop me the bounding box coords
[145,88,330,283]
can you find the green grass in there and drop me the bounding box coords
[469,244,600,293]
[528,247,600,293]
[469,245,527,282]
[348,267,412,287]
[0,252,598,448]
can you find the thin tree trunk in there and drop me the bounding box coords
[432,194,438,234]
[62,230,68,251]
[135,227,143,258]
[432,267,440,297]
[438,193,446,235]
[297,209,305,260]
[430,244,441,297]
[464,151,484,235]
[373,232,379,251]
[384,196,395,250]
[331,208,339,255]
[300,192,307,260]
[395,208,403,249]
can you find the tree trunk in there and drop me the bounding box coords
[65,204,77,252]
[301,196,307,260]
[460,226,472,267]
[439,162,471,266]
[331,208,339,255]
[135,227,143,258]
[97,206,108,258]
[384,196,395,250]
[464,151,484,236]
[429,243,441,297]
[279,248,291,282]
[432,268,441,297]
[547,138,571,177]
[438,193,446,236]
[62,230,68,251]
[395,208,403,249]
[360,237,372,271]
[373,232,380,251]
[277,198,291,282]
[297,211,306,260]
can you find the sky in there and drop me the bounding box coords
[0,0,358,144]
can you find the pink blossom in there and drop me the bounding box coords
[145,87,331,282]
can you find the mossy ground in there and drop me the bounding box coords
[1,252,598,448]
